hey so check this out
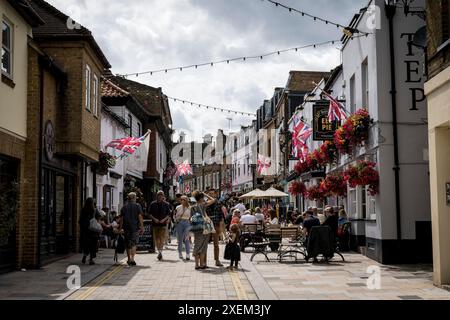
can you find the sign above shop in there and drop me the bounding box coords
[313,102,338,141]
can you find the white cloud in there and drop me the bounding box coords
[47,0,364,140]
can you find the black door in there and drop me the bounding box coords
[0,156,19,274]
[40,169,75,261]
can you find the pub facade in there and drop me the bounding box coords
[291,0,430,264]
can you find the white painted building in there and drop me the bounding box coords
[95,105,129,213]
[225,123,257,193]
[292,0,430,264]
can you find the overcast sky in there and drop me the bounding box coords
[47,0,365,141]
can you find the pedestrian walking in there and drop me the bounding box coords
[190,190,216,270]
[119,192,144,266]
[206,189,224,267]
[79,198,102,265]
[224,224,241,271]
[149,191,172,261]
[175,196,192,260]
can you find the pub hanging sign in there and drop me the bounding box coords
[313,102,338,141]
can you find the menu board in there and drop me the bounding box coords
[137,220,154,252]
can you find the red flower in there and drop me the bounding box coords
[289,181,307,197]
[334,108,371,155]
[306,183,327,201]
[344,161,379,195]
[294,161,308,175]
[322,172,347,197]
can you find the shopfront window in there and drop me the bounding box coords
[0,156,18,271]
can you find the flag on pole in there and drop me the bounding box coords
[125,131,151,172]
[322,91,348,122]
[293,121,312,149]
[106,130,151,160]
[257,154,271,175]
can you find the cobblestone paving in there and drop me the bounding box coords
[66,242,257,300]
[243,250,450,300]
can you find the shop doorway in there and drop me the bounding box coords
[0,156,19,273]
[40,169,75,262]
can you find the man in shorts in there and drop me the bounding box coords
[149,190,172,261]
[119,192,144,266]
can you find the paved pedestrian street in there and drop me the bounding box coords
[1,239,450,300]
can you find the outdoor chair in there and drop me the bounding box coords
[277,226,306,262]
[239,224,262,252]
[264,224,282,252]
[305,226,345,263]
[239,223,271,262]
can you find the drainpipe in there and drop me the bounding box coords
[386,3,402,241]
[36,62,44,269]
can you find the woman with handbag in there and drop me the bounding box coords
[190,191,216,270]
[175,196,192,260]
[79,198,102,265]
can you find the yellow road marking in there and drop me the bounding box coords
[74,264,125,300]
[229,270,248,300]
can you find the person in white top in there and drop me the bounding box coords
[240,210,257,225]
[268,209,279,225]
[232,200,246,216]
[254,207,265,224]
[175,196,192,260]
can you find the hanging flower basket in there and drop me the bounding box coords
[306,183,327,201]
[98,151,116,175]
[289,181,307,197]
[344,161,380,196]
[334,109,372,155]
[321,172,347,197]
[305,153,319,171]
[294,160,309,175]
[318,141,338,165]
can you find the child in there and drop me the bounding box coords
[230,209,241,227]
[224,224,241,270]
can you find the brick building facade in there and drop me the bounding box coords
[13,0,111,268]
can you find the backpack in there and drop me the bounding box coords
[190,205,206,233]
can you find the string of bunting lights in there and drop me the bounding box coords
[262,0,370,36]
[167,96,256,117]
[114,39,347,78]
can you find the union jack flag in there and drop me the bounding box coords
[257,154,271,175]
[176,160,193,176]
[322,91,348,122]
[293,121,312,148]
[106,131,150,159]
